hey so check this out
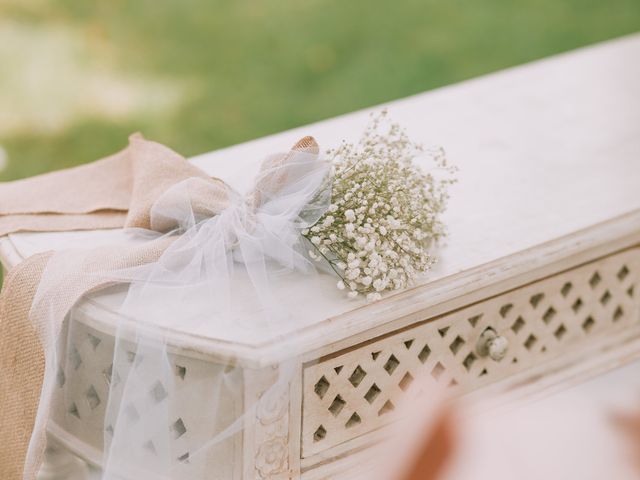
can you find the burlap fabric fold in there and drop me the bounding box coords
[0,134,317,480]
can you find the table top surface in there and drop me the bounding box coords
[3,34,640,355]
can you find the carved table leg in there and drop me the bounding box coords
[244,364,302,479]
[37,436,90,480]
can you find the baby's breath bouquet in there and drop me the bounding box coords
[302,111,456,301]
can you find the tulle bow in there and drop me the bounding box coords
[0,134,331,480]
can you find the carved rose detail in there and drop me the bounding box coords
[257,388,289,425]
[255,436,288,478]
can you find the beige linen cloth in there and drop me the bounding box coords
[0,133,317,480]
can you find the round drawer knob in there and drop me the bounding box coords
[487,335,509,361]
[476,327,509,361]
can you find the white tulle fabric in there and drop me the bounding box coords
[27,150,331,479]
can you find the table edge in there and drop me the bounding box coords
[2,209,639,367]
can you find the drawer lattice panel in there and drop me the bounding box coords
[302,248,640,457]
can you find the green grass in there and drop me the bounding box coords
[1,0,638,180]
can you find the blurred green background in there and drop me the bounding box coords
[0,0,638,181]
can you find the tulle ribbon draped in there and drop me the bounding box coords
[0,134,331,479]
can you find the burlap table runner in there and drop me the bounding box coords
[0,134,316,480]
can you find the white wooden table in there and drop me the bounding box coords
[1,33,639,480]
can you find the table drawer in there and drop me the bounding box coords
[302,248,640,457]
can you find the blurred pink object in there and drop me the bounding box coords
[377,360,640,480]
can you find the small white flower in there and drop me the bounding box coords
[323,216,335,227]
[373,278,386,291]
[337,280,345,290]
[345,209,356,222]
[346,268,361,280]
[347,259,360,269]
[366,292,382,302]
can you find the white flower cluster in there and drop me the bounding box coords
[302,111,455,301]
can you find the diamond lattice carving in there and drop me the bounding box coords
[50,316,241,477]
[302,248,640,457]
